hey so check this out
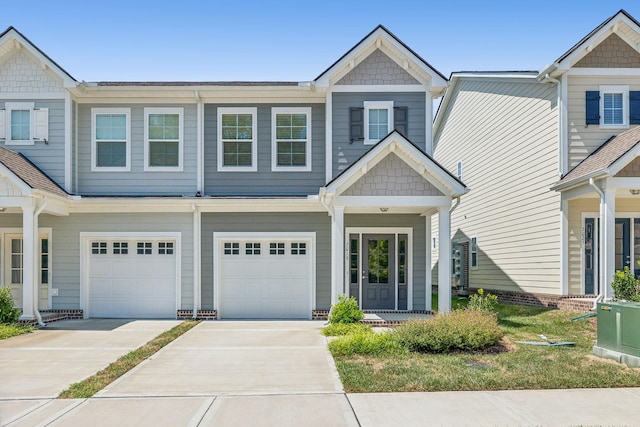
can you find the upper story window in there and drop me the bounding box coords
[144,107,183,171]
[0,102,49,146]
[601,86,628,128]
[272,107,311,171]
[218,107,257,172]
[92,108,131,171]
[364,101,393,145]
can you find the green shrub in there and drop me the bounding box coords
[322,323,372,336]
[392,310,503,353]
[467,288,498,313]
[0,287,20,324]
[328,331,406,356]
[329,295,364,324]
[612,266,640,302]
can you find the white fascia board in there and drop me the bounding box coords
[550,171,608,192]
[335,195,451,207]
[0,196,36,208]
[606,177,640,189]
[609,149,640,176]
[0,164,33,194]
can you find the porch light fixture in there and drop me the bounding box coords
[630,189,640,195]
[379,207,389,212]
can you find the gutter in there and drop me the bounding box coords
[589,178,605,310]
[32,195,47,327]
[449,195,461,213]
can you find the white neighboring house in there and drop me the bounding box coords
[433,9,640,309]
[0,25,465,322]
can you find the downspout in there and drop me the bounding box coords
[319,188,334,216]
[589,178,605,310]
[449,195,461,214]
[32,196,47,327]
[192,203,201,320]
[543,74,563,176]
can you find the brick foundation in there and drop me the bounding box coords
[468,288,595,312]
[177,310,218,320]
[312,310,330,320]
[17,309,84,326]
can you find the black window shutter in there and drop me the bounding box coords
[585,91,600,125]
[394,107,408,136]
[630,91,640,124]
[349,107,364,142]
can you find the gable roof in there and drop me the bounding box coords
[0,147,68,197]
[314,25,447,90]
[324,130,466,197]
[0,26,77,86]
[540,10,640,77]
[553,126,640,191]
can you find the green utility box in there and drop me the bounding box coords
[594,302,640,367]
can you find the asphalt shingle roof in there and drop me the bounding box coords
[0,147,68,197]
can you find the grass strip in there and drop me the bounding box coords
[0,323,35,340]
[58,320,199,398]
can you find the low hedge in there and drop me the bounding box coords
[322,323,372,336]
[392,310,503,353]
[328,331,406,356]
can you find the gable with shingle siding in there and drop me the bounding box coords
[574,34,640,68]
[337,49,420,85]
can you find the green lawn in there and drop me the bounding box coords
[0,323,34,340]
[332,304,640,392]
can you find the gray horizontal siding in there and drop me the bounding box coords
[345,214,427,310]
[203,104,326,196]
[77,104,198,196]
[200,212,331,310]
[0,99,66,186]
[35,213,194,311]
[332,92,426,178]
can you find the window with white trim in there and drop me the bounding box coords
[158,242,174,255]
[291,242,307,255]
[113,242,129,255]
[245,242,261,255]
[92,108,130,171]
[364,101,393,145]
[271,107,311,171]
[217,107,257,171]
[0,102,48,145]
[269,242,285,255]
[470,237,478,269]
[144,107,183,171]
[137,242,152,255]
[600,85,629,128]
[92,242,107,255]
[224,242,240,255]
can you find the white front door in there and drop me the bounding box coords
[3,233,49,310]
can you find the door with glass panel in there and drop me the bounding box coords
[362,234,395,310]
[615,219,631,272]
[3,234,49,310]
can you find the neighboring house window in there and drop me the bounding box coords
[470,237,478,268]
[92,108,131,171]
[0,102,49,146]
[271,107,311,171]
[364,101,393,144]
[217,107,257,171]
[456,161,463,180]
[586,86,632,129]
[144,107,183,171]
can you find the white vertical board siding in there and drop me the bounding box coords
[566,75,640,170]
[39,213,194,310]
[433,78,561,294]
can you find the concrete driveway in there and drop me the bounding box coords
[0,319,181,400]
[98,320,343,396]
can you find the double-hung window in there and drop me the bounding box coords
[601,86,628,128]
[271,107,311,171]
[0,102,49,146]
[364,101,393,145]
[218,107,257,171]
[92,108,130,171]
[144,107,183,171]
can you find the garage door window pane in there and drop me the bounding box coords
[92,242,107,255]
[291,242,306,255]
[224,242,239,255]
[137,242,152,255]
[113,242,128,255]
[270,242,285,255]
[245,242,261,255]
[159,242,174,255]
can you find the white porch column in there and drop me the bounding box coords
[560,199,569,295]
[438,206,451,313]
[602,188,616,300]
[424,213,432,311]
[331,206,345,306]
[20,206,36,320]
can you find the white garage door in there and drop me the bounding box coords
[219,238,312,319]
[88,239,177,318]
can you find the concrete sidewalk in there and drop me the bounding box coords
[4,388,640,426]
[0,319,181,399]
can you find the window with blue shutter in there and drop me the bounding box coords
[630,91,640,125]
[585,91,600,125]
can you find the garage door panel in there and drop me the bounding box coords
[219,238,311,319]
[88,239,177,319]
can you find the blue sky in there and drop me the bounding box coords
[1,1,639,82]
